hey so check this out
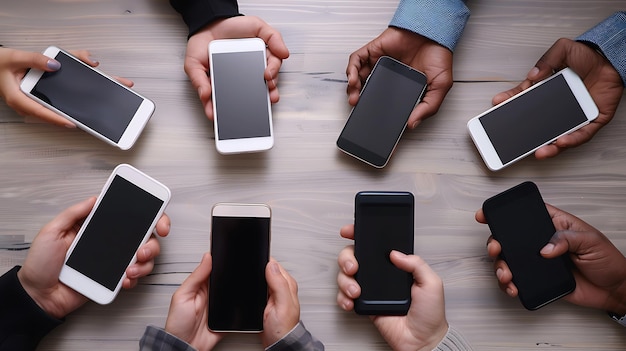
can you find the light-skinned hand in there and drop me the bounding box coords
[184,16,290,120]
[17,196,170,319]
[492,38,624,159]
[346,27,453,129]
[164,253,223,350]
[0,48,134,127]
[336,224,448,351]
[261,259,301,348]
[476,204,626,315]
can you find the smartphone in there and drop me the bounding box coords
[482,181,576,310]
[59,164,171,304]
[353,191,414,315]
[208,203,271,332]
[336,56,427,168]
[467,68,599,171]
[208,38,273,154]
[20,46,155,150]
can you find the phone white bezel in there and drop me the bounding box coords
[208,38,274,155]
[209,202,271,333]
[19,46,155,150]
[467,67,598,171]
[59,164,171,305]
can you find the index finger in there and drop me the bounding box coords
[339,224,354,240]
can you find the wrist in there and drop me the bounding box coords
[17,268,66,319]
[607,280,626,316]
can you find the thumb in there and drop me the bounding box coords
[13,51,61,72]
[179,253,212,295]
[528,39,570,82]
[389,250,439,287]
[540,230,586,258]
[265,260,292,304]
[44,197,96,234]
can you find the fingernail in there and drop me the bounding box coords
[47,59,61,71]
[412,121,420,129]
[142,247,152,259]
[343,261,354,274]
[348,284,358,298]
[540,243,555,255]
[270,261,281,274]
[496,268,503,280]
[506,287,514,296]
[127,266,138,278]
[528,67,540,78]
[65,124,76,129]
[197,87,203,98]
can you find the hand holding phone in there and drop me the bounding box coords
[467,68,599,170]
[482,181,575,310]
[209,38,274,154]
[209,203,271,332]
[337,56,427,168]
[59,164,171,304]
[20,46,155,150]
[353,191,414,315]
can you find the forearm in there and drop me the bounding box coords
[432,325,473,351]
[0,266,63,351]
[265,321,325,351]
[576,11,626,86]
[169,0,241,37]
[389,0,470,52]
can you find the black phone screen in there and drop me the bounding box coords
[212,51,271,140]
[30,51,143,143]
[354,191,414,315]
[478,74,588,164]
[482,181,575,310]
[66,175,164,291]
[337,57,427,167]
[209,215,270,331]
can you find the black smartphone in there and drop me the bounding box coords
[337,56,427,168]
[208,203,271,332]
[482,181,576,310]
[354,191,414,315]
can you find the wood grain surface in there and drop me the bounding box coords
[1,0,625,350]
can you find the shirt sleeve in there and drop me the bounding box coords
[576,11,626,86]
[139,325,197,351]
[265,321,325,351]
[169,0,241,38]
[388,0,470,52]
[0,266,64,351]
[433,325,473,351]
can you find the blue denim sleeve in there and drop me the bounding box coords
[576,11,626,86]
[388,0,470,52]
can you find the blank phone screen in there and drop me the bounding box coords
[483,182,575,309]
[337,58,426,166]
[66,175,164,291]
[212,51,271,140]
[30,51,143,143]
[355,193,414,308]
[209,216,270,331]
[479,74,588,164]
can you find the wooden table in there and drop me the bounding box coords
[1,1,625,350]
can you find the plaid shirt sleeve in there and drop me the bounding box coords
[139,325,197,351]
[265,321,324,351]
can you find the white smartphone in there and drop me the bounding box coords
[20,46,155,150]
[208,38,274,154]
[208,203,271,332]
[59,164,171,304]
[467,68,598,171]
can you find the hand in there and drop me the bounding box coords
[184,16,290,120]
[336,225,448,351]
[261,259,300,348]
[0,48,133,127]
[17,197,170,319]
[164,253,222,350]
[476,204,626,314]
[346,27,453,129]
[492,38,624,159]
